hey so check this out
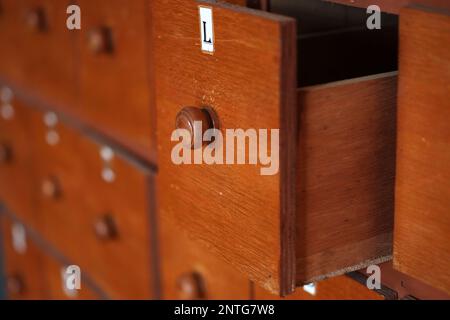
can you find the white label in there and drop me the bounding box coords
[199,6,214,54]
[11,223,27,255]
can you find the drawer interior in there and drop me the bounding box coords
[270,0,399,86]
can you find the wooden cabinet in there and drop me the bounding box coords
[394,6,450,295]
[0,0,449,300]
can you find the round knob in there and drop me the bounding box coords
[26,8,46,32]
[41,176,61,199]
[176,272,205,300]
[93,214,118,240]
[175,107,219,149]
[0,143,12,164]
[7,274,25,296]
[87,27,113,54]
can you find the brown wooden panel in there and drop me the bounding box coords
[153,0,297,295]
[12,0,76,108]
[254,276,384,300]
[160,219,250,300]
[0,0,24,83]
[25,104,156,299]
[296,73,397,284]
[325,0,450,14]
[0,215,48,299]
[394,6,450,295]
[0,93,38,227]
[78,0,156,163]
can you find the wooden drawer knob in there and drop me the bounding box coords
[26,8,46,32]
[7,274,25,296]
[175,107,218,149]
[41,176,61,199]
[87,27,113,54]
[93,214,118,240]
[176,272,205,300]
[0,143,12,164]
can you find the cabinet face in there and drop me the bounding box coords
[394,7,450,295]
[25,105,156,299]
[78,0,156,163]
[1,216,48,299]
[0,97,37,227]
[153,0,297,295]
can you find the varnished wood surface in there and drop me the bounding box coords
[78,0,156,164]
[297,72,397,284]
[26,104,156,299]
[0,0,77,109]
[0,98,38,227]
[325,0,450,14]
[394,6,450,295]
[358,262,450,300]
[159,219,250,300]
[1,215,48,299]
[153,0,297,295]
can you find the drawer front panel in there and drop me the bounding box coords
[26,105,156,299]
[153,0,297,295]
[0,90,37,226]
[160,220,250,300]
[78,0,155,163]
[394,7,450,295]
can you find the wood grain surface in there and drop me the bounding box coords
[394,6,450,295]
[78,0,156,164]
[297,72,397,284]
[152,0,297,295]
[24,103,157,299]
[159,219,250,299]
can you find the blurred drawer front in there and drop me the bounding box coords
[394,7,450,295]
[254,276,385,300]
[78,0,156,163]
[0,88,37,226]
[26,104,157,299]
[159,219,250,300]
[0,0,76,108]
[1,214,103,299]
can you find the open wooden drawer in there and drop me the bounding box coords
[153,0,398,295]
